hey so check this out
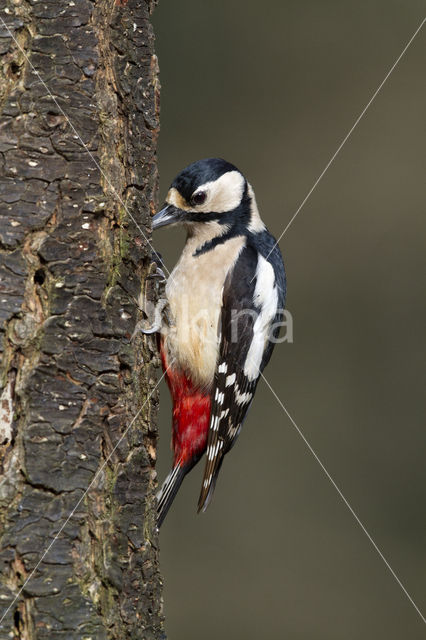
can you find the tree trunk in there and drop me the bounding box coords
[0,1,163,638]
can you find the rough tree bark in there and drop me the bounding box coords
[0,0,164,638]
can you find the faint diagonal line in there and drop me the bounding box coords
[0,15,171,280]
[264,15,426,262]
[0,364,170,626]
[254,14,426,623]
[259,370,426,625]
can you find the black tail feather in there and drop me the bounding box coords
[197,455,224,513]
[157,464,187,528]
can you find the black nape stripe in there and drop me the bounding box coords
[193,227,243,257]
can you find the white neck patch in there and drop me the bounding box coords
[247,183,265,233]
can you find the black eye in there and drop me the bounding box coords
[191,191,207,206]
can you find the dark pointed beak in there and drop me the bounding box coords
[152,204,184,230]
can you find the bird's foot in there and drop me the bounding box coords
[146,265,167,285]
[131,297,169,340]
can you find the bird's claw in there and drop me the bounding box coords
[131,297,169,340]
[146,266,166,284]
[131,319,160,340]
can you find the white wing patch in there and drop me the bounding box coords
[244,254,278,381]
[203,439,225,488]
[225,373,236,386]
[234,383,252,405]
[211,415,220,432]
[228,424,242,440]
[215,389,225,404]
[210,408,229,433]
[207,440,224,461]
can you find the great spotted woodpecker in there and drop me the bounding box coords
[148,158,286,526]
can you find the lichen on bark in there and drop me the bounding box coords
[0,0,163,638]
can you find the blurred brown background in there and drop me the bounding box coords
[151,2,426,638]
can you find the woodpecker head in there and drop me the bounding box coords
[152,158,264,234]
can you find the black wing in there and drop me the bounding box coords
[198,238,285,511]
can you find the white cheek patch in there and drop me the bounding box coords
[244,254,278,381]
[194,171,245,214]
[166,171,245,215]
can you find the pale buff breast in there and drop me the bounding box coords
[162,232,246,389]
